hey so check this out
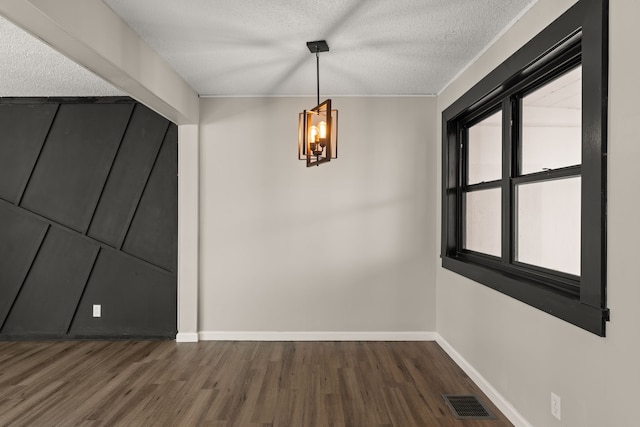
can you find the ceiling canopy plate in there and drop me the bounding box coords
[306,40,329,53]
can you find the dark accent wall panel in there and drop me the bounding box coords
[88,104,169,247]
[0,98,176,340]
[0,203,48,328]
[122,125,178,272]
[2,227,99,335]
[0,103,57,203]
[20,103,134,232]
[69,249,176,336]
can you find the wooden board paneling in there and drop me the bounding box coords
[69,248,176,337]
[0,98,177,339]
[20,103,133,232]
[88,104,169,247]
[122,125,178,272]
[0,103,57,203]
[0,202,48,329]
[2,227,98,335]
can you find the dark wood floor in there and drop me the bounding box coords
[0,340,512,426]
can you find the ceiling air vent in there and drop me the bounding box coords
[442,394,496,420]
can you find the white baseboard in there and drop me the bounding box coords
[198,331,437,341]
[176,332,199,342]
[435,334,532,427]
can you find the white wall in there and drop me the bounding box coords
[199,96,436,335]
[436,1,640,426]
[177,125,199,341]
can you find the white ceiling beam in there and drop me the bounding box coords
[0,0,199,124]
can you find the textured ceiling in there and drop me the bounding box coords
[0,16,122,97]
[102,0,536,97]
[0,0,537,98]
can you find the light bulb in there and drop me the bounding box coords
[309,125,319,143]
[318,121,327,140]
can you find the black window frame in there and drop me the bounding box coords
[441,0,608,336]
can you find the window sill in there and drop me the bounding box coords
[441,255,607,336]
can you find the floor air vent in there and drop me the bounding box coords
[442,394,496,420]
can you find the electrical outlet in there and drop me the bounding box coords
[551,392,561,420]
[92,304,101,318]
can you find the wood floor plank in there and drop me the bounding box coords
[0,341,513,426]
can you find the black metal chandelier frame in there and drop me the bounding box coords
[298,40,338,167]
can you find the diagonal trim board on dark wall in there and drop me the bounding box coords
[0,97,177,339]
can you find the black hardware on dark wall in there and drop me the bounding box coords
[0,97,177,339]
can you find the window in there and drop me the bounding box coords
[441,0,608,336]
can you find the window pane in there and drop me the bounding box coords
[516,177,580,275]
[521,66,581,174]
[464,188,501,256]
[467,110,502,184]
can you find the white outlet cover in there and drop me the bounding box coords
[93,304,101,318]
[551,392,561,420]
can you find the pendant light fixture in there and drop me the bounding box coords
[298,40,338,167]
